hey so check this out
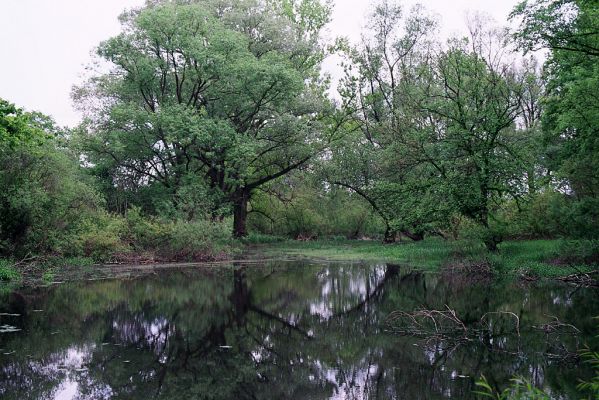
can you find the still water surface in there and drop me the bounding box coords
[0,261,597,399]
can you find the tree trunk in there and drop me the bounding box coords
[484,235,502,252]
[383,225,396,244]
[233,190,250,238]
[402,230,424,241]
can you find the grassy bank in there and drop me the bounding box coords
[249,238,598,278]
[1,238,596,285]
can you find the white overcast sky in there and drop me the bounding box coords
[0,0,519,127]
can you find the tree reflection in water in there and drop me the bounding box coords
[0,262,596,399]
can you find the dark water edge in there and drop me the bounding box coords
[0,261,597,399]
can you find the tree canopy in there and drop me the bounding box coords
[75,0,337,237]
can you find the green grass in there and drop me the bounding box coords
[251,238,597,278]
[0,259,20,281]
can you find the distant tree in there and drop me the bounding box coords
[412,21,535,250]
[333,0,441,242]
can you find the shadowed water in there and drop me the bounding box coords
[0,261,597,399]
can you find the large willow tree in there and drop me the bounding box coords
[76,0,334,236]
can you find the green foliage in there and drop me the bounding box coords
[334,4,544,249]
[59,208,234,262]
[578,342,599,397]
[2,0,599,270]
[59,210,128,261]
[76,0,334,237]
[0,259,19,281]
[475,375,550,399]
[0,99,47,149]
[158,218,234,261]
[331,3,444,241]
[557,240,599,266]
[511,0,599,241]
[241,233,288,244]
[0,99,105,257]
[510,0,599,56]
[247,174,385,239]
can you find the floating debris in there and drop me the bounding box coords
[3,351,16,355]
[219,345,232,349]
[32,310,44,313]
[0,325,21,333]
[0,313,21,317]
[50,331,60,335]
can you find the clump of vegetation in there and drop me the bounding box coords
[0,259,19,281]
[0,99,235,268]
[475,376,550,399]
[578,345,599,397]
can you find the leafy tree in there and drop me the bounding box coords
[0,99,103,256]
[412,23,535,250]
[0,99,46,149]
[511,0,599,238]
[75,0,337,237]
[332,0,441,242]
[510,0,599,56]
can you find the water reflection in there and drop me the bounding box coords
[0,262,596,399]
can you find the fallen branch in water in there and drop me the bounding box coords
[385,307,582,363]
[557,270,599,287]
[481,311,521,336]
[386,305,468,340]
[533,315,581,334]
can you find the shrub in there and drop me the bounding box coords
[157,218,233,261]
[497,192,599,240]
[57,211,128,262]
[0,259,19,281]
[123,207,167,250]
[557,239,599,266]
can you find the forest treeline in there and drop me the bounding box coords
[0,0,597,264]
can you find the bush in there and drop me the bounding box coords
[557,240,599,266]
[0,259,19,281]
[157,218,233,261]
[53,210,126,261]
[497,192,599,240]
[0,123,107,257]
[123,207,167,250]
[57,208,234,263]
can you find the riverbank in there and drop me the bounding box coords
[247,238,598,279]
[1,238,597,287]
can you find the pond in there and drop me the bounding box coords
[0,261,597,399]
